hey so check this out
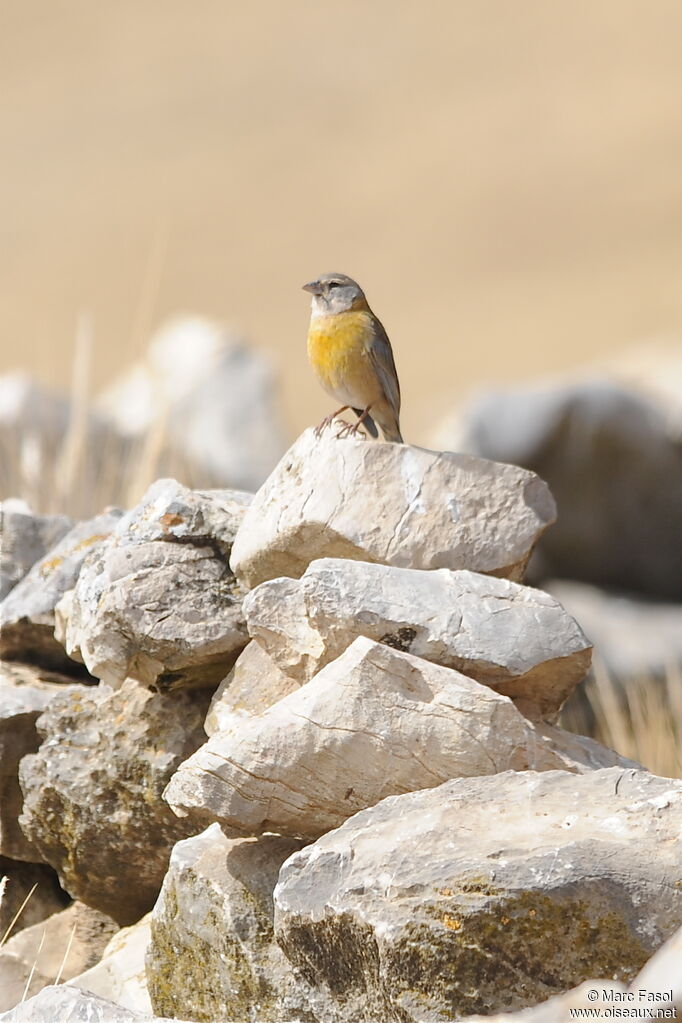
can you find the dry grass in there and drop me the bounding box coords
[562,658,682,779]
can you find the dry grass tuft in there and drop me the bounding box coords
[562,658,682,779]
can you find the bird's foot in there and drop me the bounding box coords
[335,419,368,440]
[314,414,337,438]
[314,406,351,438]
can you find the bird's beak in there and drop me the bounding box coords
[302,279,321,295]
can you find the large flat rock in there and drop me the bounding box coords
[230,429,556,589]
[274,767,682,1020]
[164,638,628,839]
[244,558,592,720]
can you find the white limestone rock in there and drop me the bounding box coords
[164,638,628,839]
[244,558,592,720]
[0,511,123,674]
[54,480,251,691]
[0,985,192,1022]
[230,429,556,589]
[274,767,682,1020]
[204,641,300,737]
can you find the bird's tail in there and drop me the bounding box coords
[378,416,404,444]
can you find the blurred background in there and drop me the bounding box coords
[3,0,682,437]
[2,1,682,770]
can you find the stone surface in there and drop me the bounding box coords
[244,558,592,720]
[451,379,682,599]
[70,914,152,1015]
[0,858,68,942]
[0,902,118,1011]
[0,662,87,860]
[204,641,300,738]
[164,638,628,839]
[230,428,556,590]
[98,316,287,492]
[18,680,211,925]
[146,824,328,1023]
[0,501,72,601]
[548,578,682,683]
[274,767,682,1020]
[0,511,123,674]
[55,479,250,690]
[0,985,191,1022]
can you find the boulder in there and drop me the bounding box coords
[69,914,152,1015]
[0,511,123,674]
[204,641,299,737]
[146,824,329,1023]
[230,429,556,590]
[18,681,211,925]
[97,316,287,492]
[244,558,592,720]
[0,501,72,601]
[0,858,68,942]
[164,638,629,839]
[0,661,87,860]
[449,380,682,599]
[0,985,192,1022]
[274,767,682,1020]
[55,480,251,690]
[0,902,117,1011]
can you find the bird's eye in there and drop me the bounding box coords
[327,281,339,289]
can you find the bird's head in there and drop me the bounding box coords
[303,272,368,315]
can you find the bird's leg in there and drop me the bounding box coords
[336,405,373,440]
[315,406,350,437]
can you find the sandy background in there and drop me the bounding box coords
[2,1,682,444]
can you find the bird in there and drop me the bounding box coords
[303,272,403,443]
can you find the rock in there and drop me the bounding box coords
[0,501,72,601]
[146,824,329,1023]
[547,579,682,683]
[244,558,592,720]
[98,316,287,492]
[69,914,152,1015]
[164,638,628,839]
[274,767,682,1020]
[0,985,192,1022]
[230,429,556,590]
[18,681,211,925]
[54,480,250,691]
[204,641,300,737]
[450,380,682,599]
[0,858,68,942]
[0,511,123,675]
[0,662,87,860]
[0,902,118,1011]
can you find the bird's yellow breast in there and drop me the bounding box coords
[307,310,375,396]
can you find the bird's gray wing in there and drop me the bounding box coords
[368,317,401,416]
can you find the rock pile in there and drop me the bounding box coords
[1,427,679,1022]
